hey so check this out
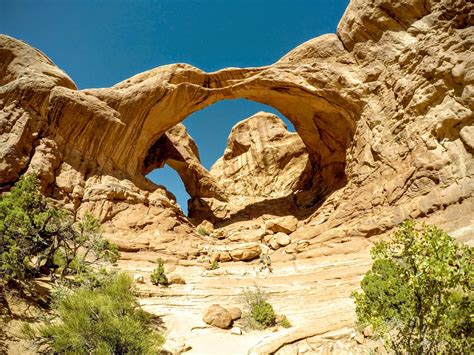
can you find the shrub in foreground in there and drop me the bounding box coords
[210,259,219,270]
[24,273,163,354]
[0,174,119,285]
[242,286,276,329]
[353,220,473,354]
[151,258,168,286]
[278,315,292,328]
[197,227,209,236]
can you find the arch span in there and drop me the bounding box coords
[71,35,363,187]
[45,34,364,222]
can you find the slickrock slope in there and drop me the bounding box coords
[118,251,374,354]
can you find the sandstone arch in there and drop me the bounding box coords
[1,0,472,248]
[145,110,313,223]
[46,34,362,195]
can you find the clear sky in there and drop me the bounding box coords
[2,0,349,213]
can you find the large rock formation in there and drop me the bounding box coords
[210,112,308,200]
[1,1,473,353]
[0,0,473,257]
[155,112,311,223]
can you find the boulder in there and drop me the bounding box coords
[269,237,281,250]
[218,251,233,262]
[228,307,242,321]
[354,333,364,344]
[229,245,261,261]
[197,220,214,234]
[209,253,218,263]
[265,216,298,234]
[203,305,233,329]
[169,274,186,285]
[228,228,266,243]
[363,325,374,338]
[275,232,291,247]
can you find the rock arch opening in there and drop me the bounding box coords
[145,99,298,216]
[59,52,361,225]
[142,87,353,224]
[147,164,190,214]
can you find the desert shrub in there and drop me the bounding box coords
[197,227,209,236]
[251,301,276,327]
[278,315,292,328]
[0,173,65,282]
[0,174,119,285]
[210,260,219,270]
[353,220,473,354]
[150,258,168,286]
[24,273,163,354]
[0,173,119,316]
[242,286,276,329]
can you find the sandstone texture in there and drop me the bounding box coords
[1,0,473,352]
[188,112,310,223]
[203,304,233,329]
[2,1,472,254]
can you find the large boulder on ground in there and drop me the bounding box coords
[228,228,266,243]
[218,251,233,262]
[229,244,261,261]
[228,307,242,321]
[268,232,291,249]
[265,216,298,234]
[203,305,233,329]
[196,220,214,234]
[210,244,262,262]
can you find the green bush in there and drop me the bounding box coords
[150,258,168,286]
[0,174,120,315]
[242,287,276,329]
[0,173,63,282]
[210,260,219,270]
[278,315,292,328]
[353,220,473,354]
[24,273,163,354]
[251,301,276,327]
[197,227,209,236]
[0,174,119,285]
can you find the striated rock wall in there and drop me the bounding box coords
[210,113,309,201]
[0,0,472,254]
[291,0,474,247]
[148,112,312,223]
[189,112,312,223]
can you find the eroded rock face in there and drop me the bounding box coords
[0,36,76,186]
[187,112,311,222]
[211,112,308,198]
[0,0,473,256]
[147,111,311,223]
[144,123,227,204]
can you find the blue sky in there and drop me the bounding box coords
[2,0,349,213]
